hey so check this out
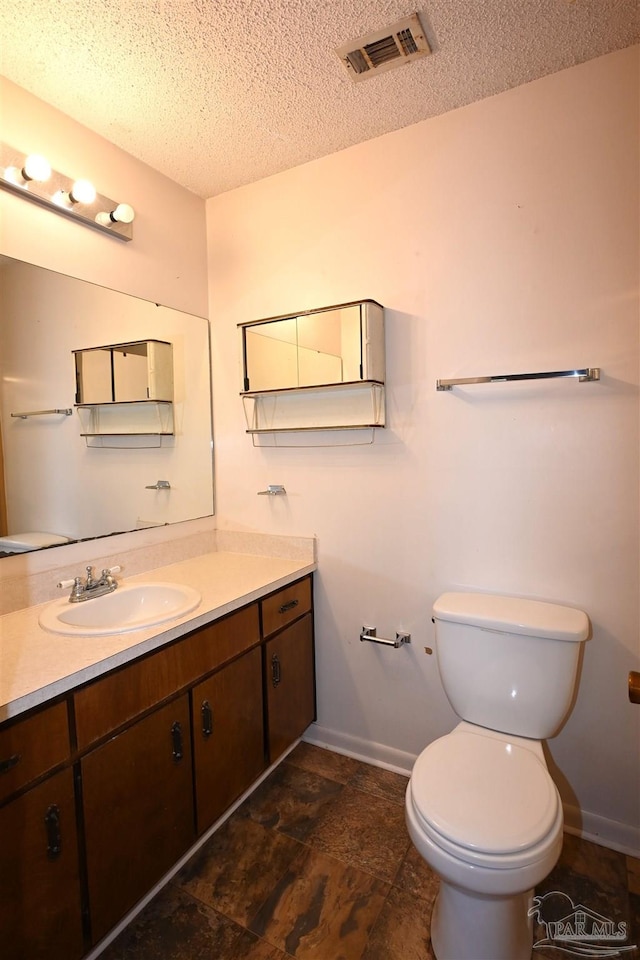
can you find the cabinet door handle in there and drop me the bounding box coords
[171,721,184,761]
[44,804,62,860]
[201,700,213,738]
[271,654,281,688]
[278,599,299,615]
[0,753,21,775]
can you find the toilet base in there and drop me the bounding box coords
[431,881,534,960]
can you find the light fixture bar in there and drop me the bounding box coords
[0,143,134,241]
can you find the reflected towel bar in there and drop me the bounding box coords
[10,408,73,419]
[436,368,600,391]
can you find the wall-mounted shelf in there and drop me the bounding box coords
[239,300,386,441]
[241,380,385,435]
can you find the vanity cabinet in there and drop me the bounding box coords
[0,703,83,960]
[3,573,314,958]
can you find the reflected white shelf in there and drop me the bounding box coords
[76,400,174,447]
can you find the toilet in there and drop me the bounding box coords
[0,532,71,554]
[405,592,589,960]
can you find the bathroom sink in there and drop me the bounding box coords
[38,582,202,636]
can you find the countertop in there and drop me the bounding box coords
[0,550,315,722]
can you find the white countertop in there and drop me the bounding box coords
[0,550,315,721]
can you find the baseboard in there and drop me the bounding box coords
[303,723,640,858]
[302,722,413,777]
[563,802,640,858]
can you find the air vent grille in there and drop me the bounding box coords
[336,13,431,82]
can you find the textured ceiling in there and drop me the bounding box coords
[0,1,637,198]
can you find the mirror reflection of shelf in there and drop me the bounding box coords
[73,340,173,404]
[76,400,174,448]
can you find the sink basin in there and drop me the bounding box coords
[39,581,202,636]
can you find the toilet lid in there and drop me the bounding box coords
[411,730,559,855]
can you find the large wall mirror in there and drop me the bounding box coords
[0,257,214,556]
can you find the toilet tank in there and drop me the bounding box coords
[433,592,589,739]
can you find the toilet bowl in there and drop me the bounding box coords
[0,532,71,553]
[406,592,589,960]
[406,723,564,960]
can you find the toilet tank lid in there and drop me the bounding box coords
[433,592,589,642]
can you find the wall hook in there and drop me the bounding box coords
[257,484,287,496]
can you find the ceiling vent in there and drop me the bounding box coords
[336,13,431,82]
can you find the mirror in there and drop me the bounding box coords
[240,300,384,393]
[0,257,214,555]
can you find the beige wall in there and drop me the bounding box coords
[0,77,208,316]
[207,48,640,852]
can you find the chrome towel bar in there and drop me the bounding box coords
[10,407,73,418]
[436,367,600,391]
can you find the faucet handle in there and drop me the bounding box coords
[103,565,122,576]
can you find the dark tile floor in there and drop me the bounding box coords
[101,742,640,960]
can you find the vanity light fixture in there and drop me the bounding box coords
[0,142,134,241]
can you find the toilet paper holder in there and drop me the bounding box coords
[360,625,411,649]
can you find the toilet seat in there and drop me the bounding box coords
[410,727,560,870]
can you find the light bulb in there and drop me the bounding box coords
[111,203,135,223]
[3,166,26,186]
[70,179,96,204]
[22,154,51,182]
[96,202,135,227]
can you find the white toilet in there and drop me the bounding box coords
[405,592,589,960]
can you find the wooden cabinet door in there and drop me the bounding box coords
[265,613,315,763]
[192,646,265,834]
[0,767,84,960]
[81,695,194,944]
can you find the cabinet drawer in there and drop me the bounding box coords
[0,701,70,804]
[75,603,260,750]
[261,577,312,638]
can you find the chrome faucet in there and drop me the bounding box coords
[58,565,121,602]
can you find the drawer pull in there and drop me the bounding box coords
[171,721,184,761]
[201,700,213,738]
[278,598,299,615]
[271,654,282,688]
[44,804,62,860]
[0,753,21,775]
